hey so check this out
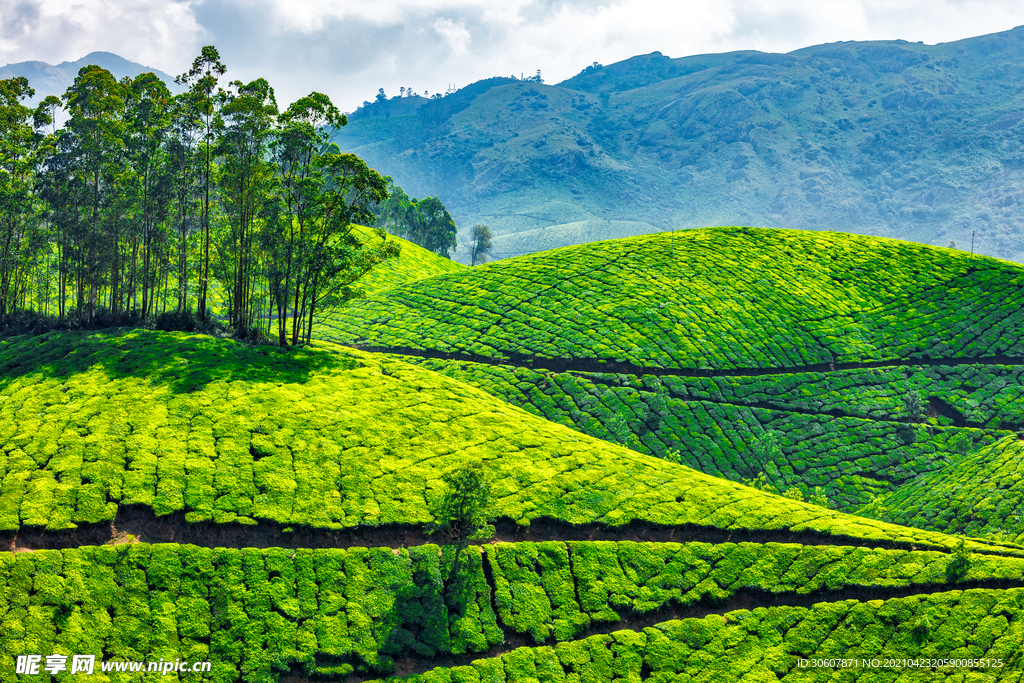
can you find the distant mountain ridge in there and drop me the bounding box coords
[333,26,1024,263]
[0,51,180,102]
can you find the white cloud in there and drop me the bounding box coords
[0,0,204,68]
[432,17,471,58]
[1,0,1020,112]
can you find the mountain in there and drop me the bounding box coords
[331,27,1024,263]
[0,51,181,102]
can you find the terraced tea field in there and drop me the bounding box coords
[351,225,465,294]
[3,330,1003,549]
[321,228,1024,540]
[5,228,1024,682]
[321,227,1024,370]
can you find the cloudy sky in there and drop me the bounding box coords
[1,0,1021,112]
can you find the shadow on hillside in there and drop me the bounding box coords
[0,328,360,394]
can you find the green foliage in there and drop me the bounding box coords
[397,355,1013,510]
[946,538,973,582]
[322,228,1024,370]
[861,437,1024,543]
[349,224,465,295]
[372,177,457,258]
[741,473,778,496]
[370,588,1024,683]
[430,463,495,543]
[5,540,1024,682]
[4,330,1012,553]
[903,391,925,422]
[2,50,400,344]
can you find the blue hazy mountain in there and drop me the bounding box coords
[334,27,1024,263]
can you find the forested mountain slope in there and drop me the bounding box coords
[333,27,1024,262]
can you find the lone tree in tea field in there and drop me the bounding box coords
[430,463,495,570]
[469,224,493,266]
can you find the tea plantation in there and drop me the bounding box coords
[317,229,1024,543]
[320,227,1024,370]
[860,436,1024,544]
[3,330,1010,553]
[389,357,1017,510]
[5,228,1024,682]
[5,541,1024,682]
[351,226,465,295]
[373,589,1024,683]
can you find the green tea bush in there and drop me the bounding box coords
[861,436,1024,543]
[321,228,1024,371]
[401,356,1013,510]
[370,589,1024,683]
[4,330,1011,553]
[5,540,1024,682]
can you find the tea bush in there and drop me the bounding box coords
[321,228,1024,370]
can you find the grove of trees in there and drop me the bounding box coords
[0,46,400,346]
[371,177,458,258]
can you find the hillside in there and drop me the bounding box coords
[319,228,1024,517]
[5,328,1024,681]
[5,542,1024,682]
[332,27,1024,262]
[353,225,465,294]
[1,328,1000,551]
[320,228,1024,370]
[861,436,1024,543]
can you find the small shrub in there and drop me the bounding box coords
[910,614,932,644]
[782,487,804,501]
[945,537,971,582]
[903,392,925,422]
[429,463,495,543]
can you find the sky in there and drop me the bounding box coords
[1,0,1021,112]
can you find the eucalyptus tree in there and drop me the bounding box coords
[216,78,278,330]
[411,196,457,258]
[60,65,126,321]
[0,77,44,319]
[469,224,493,266]
[372,178,458,258]
[270,92,399,345]
[176,46,226,322]
[166,91,202,313]
[118,72,174,318]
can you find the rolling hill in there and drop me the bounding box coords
[353,225,465,294]
[332,26,1024,262]
[0,328,994,549]
[319,228,1024,518]
[861,436,1024,543]
[4,328,1024,682]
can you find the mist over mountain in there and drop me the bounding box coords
[0,51,180,103]
[333,26,1024,263]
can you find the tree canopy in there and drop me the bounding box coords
[373,176,458,258]
[0,47,400,345]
